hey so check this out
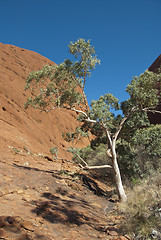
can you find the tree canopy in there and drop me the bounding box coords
[25,38,161,202]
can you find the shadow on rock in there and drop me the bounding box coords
[31,190,106,232]
[13,163,54,174]
[81,174,113,197]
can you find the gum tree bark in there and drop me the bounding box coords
[110,143,127,202]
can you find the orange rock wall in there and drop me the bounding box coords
[0,43,90,158]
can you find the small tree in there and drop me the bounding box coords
[25,39,161,202]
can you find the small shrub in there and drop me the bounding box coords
[12,147,20,154]
[50,146,58,159]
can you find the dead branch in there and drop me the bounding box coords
[75,153,112,170]
[83,165,112,170]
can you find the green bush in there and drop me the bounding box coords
[74,144,114,182]
[117,125,161,181]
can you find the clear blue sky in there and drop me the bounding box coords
[1,0,161,104]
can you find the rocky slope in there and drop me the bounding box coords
[0,43,90,159]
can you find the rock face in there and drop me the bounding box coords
[0,43,90,158]
[148,54,161,73]
[148,54,161,125]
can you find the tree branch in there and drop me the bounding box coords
[142,108,161,114]
[101,122,113,148]
[67,107,97,124]
[83,165,112,170]
[70,108,88,117]
[112,106,137,142]
[85,118,97,123]
[113,116,127,141]
[45,105,88,116]
[45,106,60,112]
[75,153,112,170]
[45,105,97,124]
[75,153,88,166]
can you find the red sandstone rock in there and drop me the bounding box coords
[0,43,90,159]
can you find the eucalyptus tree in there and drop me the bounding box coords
[25,39,161,202]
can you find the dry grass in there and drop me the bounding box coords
[119,172,161,239]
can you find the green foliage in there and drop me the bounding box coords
[133,124,161,158]
[68,38,100,87]
[62,132,76,142]
[25,39,100,111]
[25,65,55,89]
[89,94,121,131]
[67,147,80,155]
[75,127,89,138]
[12,147,20,154]
[120,111,150,142]
[79,144,109,166]
[50,146,58,158]
[117,125,161,180]
[67,147,81,163]
[25,62,83,110]
[122,70,161,115]
[68,144,113,180]
[62,127,89,142]
[116,139,140,180]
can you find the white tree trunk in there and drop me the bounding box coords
[107,142,127,202]
[112,155,127,202]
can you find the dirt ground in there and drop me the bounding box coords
[0,147,130,240]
